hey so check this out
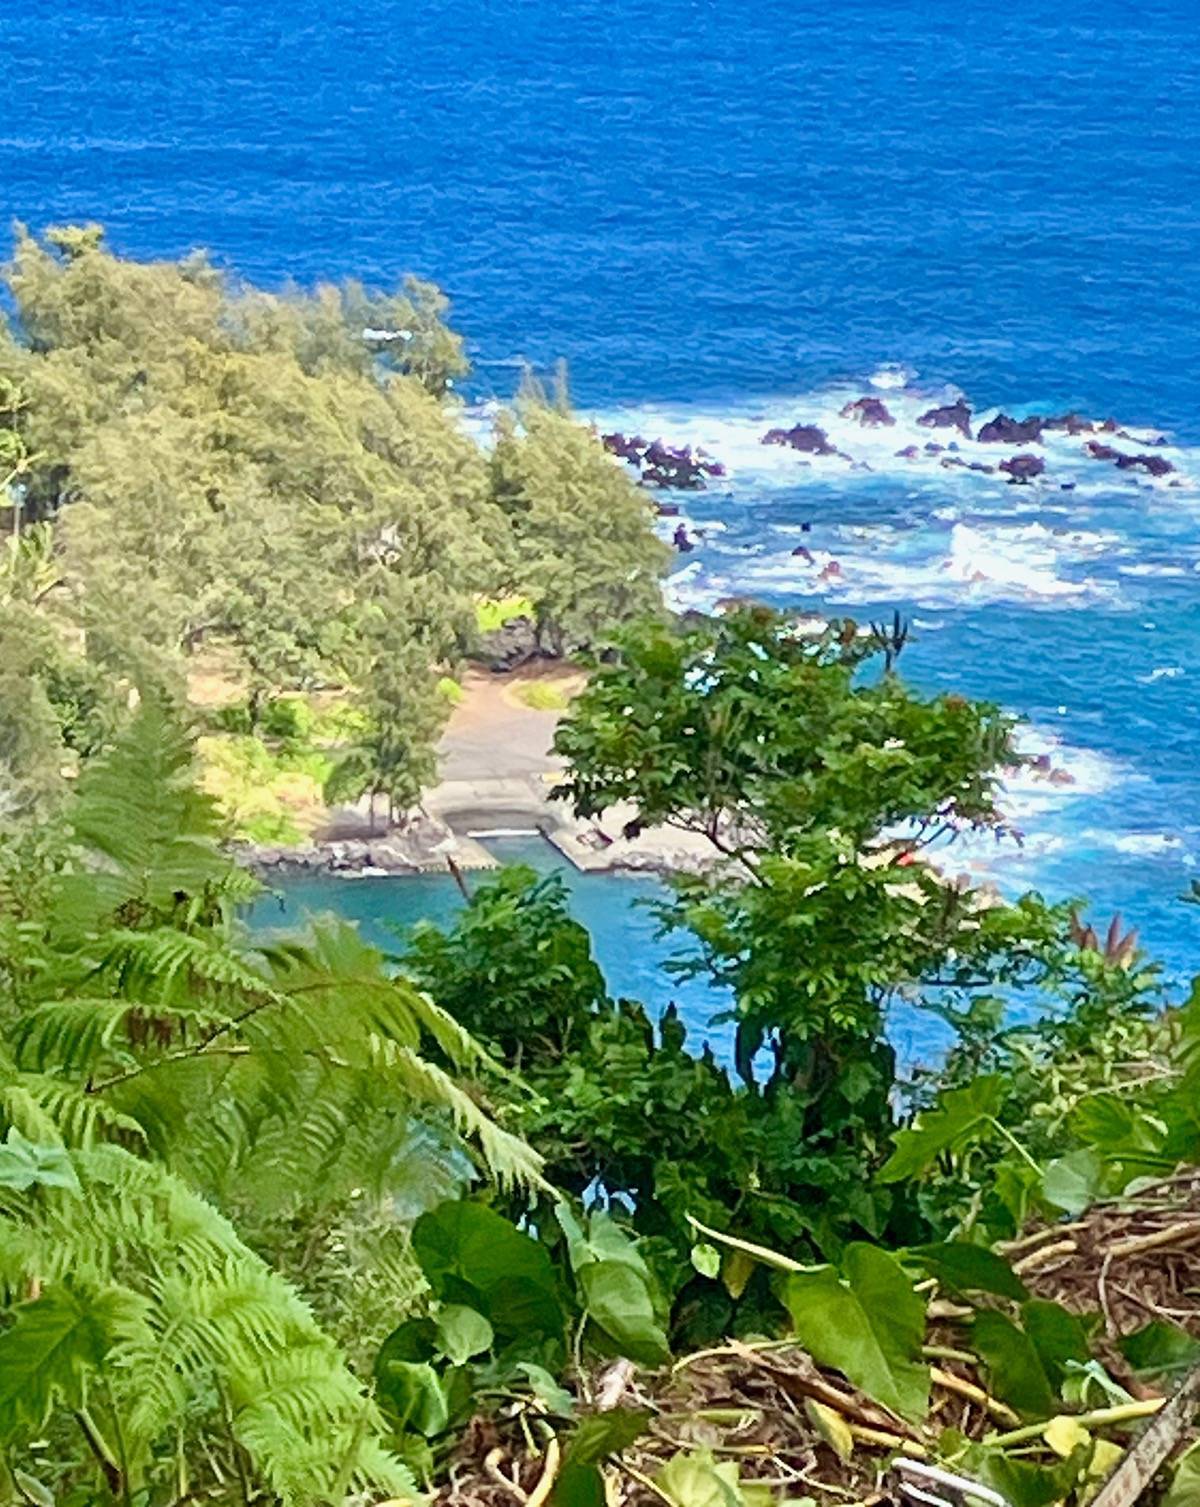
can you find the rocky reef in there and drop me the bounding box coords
[761,423,838,454]
[917,398,973,438]
[839,396,895,426]
[602,432,725,489]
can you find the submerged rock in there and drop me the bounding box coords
[839,396,895,427]
[895,444,920,459]
[917,399,973,438]
[941,456,996,474]
[999,453,1046,484]
[761,423,836,454]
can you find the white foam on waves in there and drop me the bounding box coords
[694,521,1112,609]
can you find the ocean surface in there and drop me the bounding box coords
[7,0,1200,1052]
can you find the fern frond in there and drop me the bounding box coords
[86,926,276,1003]
[0,1145,411,1504]
[15,998,224,1076]
[1,1073,146,1148]
[374,1037,548,1193]
[49,699,254,939]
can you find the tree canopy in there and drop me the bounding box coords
[0,226,668,821]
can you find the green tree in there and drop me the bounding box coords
[489,400,670,655]
[544,609,1093,1254]
[0,226,502,751]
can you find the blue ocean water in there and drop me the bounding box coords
[6,0,1200,1044]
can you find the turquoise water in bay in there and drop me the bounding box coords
[249,838,740,1065]
[8,0,1200,1050]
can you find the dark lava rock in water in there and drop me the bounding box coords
[762,423,836,454]
[1043,412,1095,435]
[923,441,944,455]
[917,399,972,438]
[601,431,648,462]
[672,524,695,553]
[602,432,725,489]
[839,396,895,427]
[999,453,1046,484]
[1085,441,1174,476]
[1123,453,1174,476]
[977,413,1045,444]
[895,444,920,459]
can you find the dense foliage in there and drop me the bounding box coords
[3,234,1199,1507]
[0,702,547,1503]
[0,226,668,825]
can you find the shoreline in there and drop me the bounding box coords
[241,663,719,882]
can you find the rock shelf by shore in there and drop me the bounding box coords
[243,666,722,882]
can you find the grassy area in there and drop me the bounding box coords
[512,680,574,712]
[196,691,372,845]
[475,594,534,633]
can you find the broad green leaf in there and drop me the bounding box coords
[906,1242,1028,1300]
[1043,1416,1089,1457]
[0,1129,81,1194]
[580,1213,651,1275]
[723,1250,756,1300]
[374,1317,438,1370]
[552,1407,650,1507]
[691,1242,721,1279]
[375,1360,449,1438]
[972,1310,1055,1419]
[413,1201,564,1343]
[1042,1149,1105,1215]
[1083,1441,1125,1505]
[0,1282,134,1435]
[1162,1441,1200,1507]
[656,1450,746,1507]
[1120,1320,1200,1377]
[784,1244,929,1421]
[993,1161,1041,1233]
[435,1304,493,1365]
[513,1362,575,1417]
[413,1200,557,1298]
[879,1077,1005,1183]
[958,1440,1089,1507]
[580,1261,669,1366]
[1021,1299,1092,1390]
[485,1275,567,1344]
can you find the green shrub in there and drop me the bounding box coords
[261,693,315,741]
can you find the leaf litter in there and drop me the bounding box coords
[431,1174,1200,1506]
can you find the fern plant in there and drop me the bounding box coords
[0,701,542,1504]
